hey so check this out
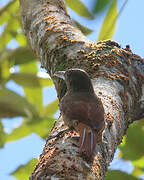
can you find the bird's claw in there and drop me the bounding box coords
[47,128,72,141]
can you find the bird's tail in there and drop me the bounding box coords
[77,123,98,158]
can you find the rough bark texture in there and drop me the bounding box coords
[19,0,144,179]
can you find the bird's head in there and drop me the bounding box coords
[53,68,94,93]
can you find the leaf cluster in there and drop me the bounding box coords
[0,0,58,178]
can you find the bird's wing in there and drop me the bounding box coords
[60,95,104,131]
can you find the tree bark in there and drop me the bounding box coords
[19,0,144,179]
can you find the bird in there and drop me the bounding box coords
[53,68,105,159]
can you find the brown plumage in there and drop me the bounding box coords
[54,69,105,158]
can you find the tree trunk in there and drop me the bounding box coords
[19,0,144,179]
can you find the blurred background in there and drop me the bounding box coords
[0,0,144,179]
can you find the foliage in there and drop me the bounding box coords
[0,0,143,179]
[98,0,117,41]
[11,158,38,179]
[105,170,138,180]
[0,0,58,178]
[66,0,94,19]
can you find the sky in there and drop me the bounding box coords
[0,0,144,180]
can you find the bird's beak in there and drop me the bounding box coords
[53,71,65,80]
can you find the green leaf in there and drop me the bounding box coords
[0,120,6,147]
[0,32,13,49]
[16,33,27,46]
[0,12,21,49]
[132,167,144,178]
[10,73,53,88]
[98,0,118,41]
[93,0,113,14]
[0,47,36,65]
[20,60,38,73]
[74,20,93,35]
[26,87,43,109]
[0,88,39,118]
[66,0,94,19]
[6,99,58,142]
[119,123,144,160]
[20,62,43,109]
[6,122,35,142]
[11,158,38,180]
[1,59,11,80]
[7,117,55,141]
[132,156,144,169]
[5,0,19,15]
[105,170,138,180]
[0,0,19,25]
[43,99,59,116]
[12,47,36,65]
[0,11,11,25]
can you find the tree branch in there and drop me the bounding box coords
[19,0,144,179]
